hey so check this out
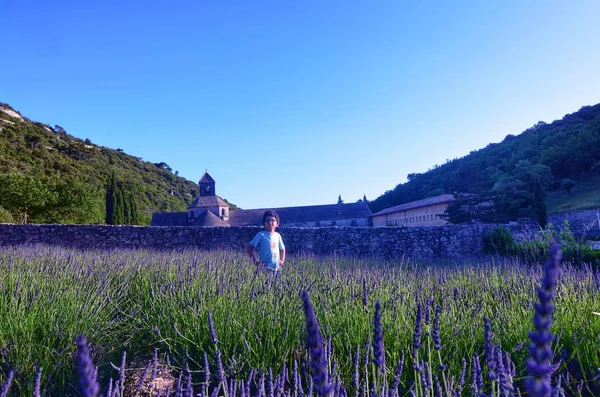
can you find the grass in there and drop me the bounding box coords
[0,245,599,395]
[547,172,600,214]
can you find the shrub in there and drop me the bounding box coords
[515,221,599,265]
[484,225,516,255]
[0,206,14,223]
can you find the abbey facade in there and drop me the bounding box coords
[151,172,374,227]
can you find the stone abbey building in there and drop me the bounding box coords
[151,172,374,227]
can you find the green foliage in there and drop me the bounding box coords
[546,172,600,212]
[516,221,599,265]
[0,173,57,223]
[105,172,116,224]
[560,178,576,194]
[0,206,14,223]
[533,176,547,227]
[484,225,516,255]
[370,103,600,220]
[0,102,239,224]
[0,173,102,224]
[105,171,142,225]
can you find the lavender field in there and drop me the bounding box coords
[0,245,599,396]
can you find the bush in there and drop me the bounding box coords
[484,225,516,255]
[0,206,14,223]
[515,221,599,265]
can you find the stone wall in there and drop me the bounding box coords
[548,208,600,238]
[0,223,530,259]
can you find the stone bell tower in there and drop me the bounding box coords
[199,171,216,197]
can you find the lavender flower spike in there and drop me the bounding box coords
[75,335,100,397]
[208,310,218,344]
[0,370,14,397]
[526,245,562,397]
[301,290,332,397]
[372,300,386,373]
[33,366,43,397]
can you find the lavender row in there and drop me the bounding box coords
[0,244,598,395]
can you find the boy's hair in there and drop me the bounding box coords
[262,210,280,224]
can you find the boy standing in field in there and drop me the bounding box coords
[247,210,286,272]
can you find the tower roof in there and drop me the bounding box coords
[199,172,215,184]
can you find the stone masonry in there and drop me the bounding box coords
[0,223,533,260]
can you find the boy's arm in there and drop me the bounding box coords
[247,244,259,264]
[279,248,286,267]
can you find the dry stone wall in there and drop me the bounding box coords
[0,223,531,259]
[548,208,600,238]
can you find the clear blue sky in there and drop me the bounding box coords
[2,1,599,209]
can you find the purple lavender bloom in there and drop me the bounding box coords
[454,357,466,396]
[420,362,431,394]
[500,351,514,396]
[434,374,442,397]
[353,345,360,397]
[208,311,218,344]
[0,370,14,397]
[425,297,433,326]
[137,361,151,392]
[175,371,183,397]
[33,366,42,397]
[372,300,386,373]
[215,347,226,384]
[413,303,423,351]
[526,245,562,397]
[470,354,483,394]
[185,362,193,397]
[106,378,113,397]
[301,290,332,397]
[204,351,211,383]
[75,335,100,397]
[118,351,126,395]
[391,351,405,392]
[552,374,565,397]
[362,277,368,307]
[259,372,266,397]
[484,317,497,381]
[432,305,442,350]
[267,367,274,397]
[412,302,423,371]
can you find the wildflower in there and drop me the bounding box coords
[391,351,405,392]
[372,300,386,373]
[432,305,442,350]
[208,311,218,344]
[526,245,562,397]
[301,290,332,397]
[75,335,100,397]
[33,366,42,397]
[0,370,14,397]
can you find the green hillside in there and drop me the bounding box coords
[0,102,237,225]
[546,172,600,214]
[370,103,600,223]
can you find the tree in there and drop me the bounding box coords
[0,206,14,223]
[0,173,57,224]
[106,172,141,225]
[337,195,343,205]
[123,189,132,225]
[113,184,125,225]
[560,179,576,195]
[127,191,139,225]
[105,172,117,225]
[40,177,103,224]
[533,176,547,228]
